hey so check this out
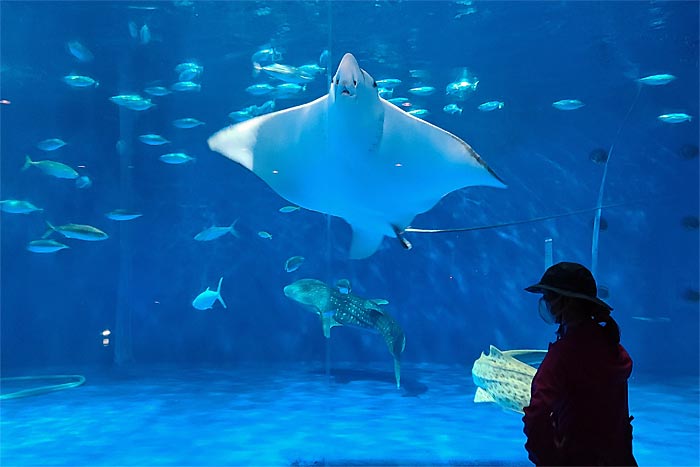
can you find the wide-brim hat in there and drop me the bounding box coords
[525,261,612,311]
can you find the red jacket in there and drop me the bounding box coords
[523,320,637,466]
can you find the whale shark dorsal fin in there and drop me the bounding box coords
[488,345,506,358]
[366,302,388,315]
[474,387,495,403]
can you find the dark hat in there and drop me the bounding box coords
[525,261,612,311]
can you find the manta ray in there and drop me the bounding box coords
[283,278,406,388]
[471,345,548,414]
[208,53,506,259]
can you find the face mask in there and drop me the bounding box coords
[538,296,559,325]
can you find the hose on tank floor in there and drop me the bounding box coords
[0,375,86,400]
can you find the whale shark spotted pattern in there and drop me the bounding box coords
[471,345,548,414]
[283,278,405,388]
[208,53,506,259]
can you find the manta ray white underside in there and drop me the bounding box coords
[208,53,506,259]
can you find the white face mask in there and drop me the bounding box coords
[538,296,560,325]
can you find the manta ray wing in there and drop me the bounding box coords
[208,96,330,202]
[337,100,507,258]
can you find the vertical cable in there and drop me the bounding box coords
[591,84,642,276]
[322,0,334,386]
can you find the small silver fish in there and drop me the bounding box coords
[110,95,154,111]
[257,231,272,239]
[22,156,78,179]
[278,205,300,213]
[251,48,282,65]
[172,118,205,129]
[319,49,330,68]
[0,199,43,214]
[377,88,393,99]
[284,255,305,272]
[75,175,92,189]
[36,138,66,151]
[298,64,325,76]
[408,86,435,97]
[139,24,151,45]
[376,79,402,89]
[171,81,201,92]
[446,77,479,100]
[176,63,203,81]
[637,74,676,86]
[128,21,138,39]
[255,63,314,84]
[552,99,584,110]
[144,86,172,96]
[657,113,692,123]
[192,277,226,310]
[175,62,203,74]
[387,97,410,106]
[110,94,141,105]
[228,109,254,122]
[116,140,127,156]
[194,220,239,241]
[106,209,143,221]
[631,316,671,322]
[409,69,430,80]
[254,6,272,16]
[160,153,195,164]
[245,83,275,96]
[139,134,170,146]
[478,101,505,112]
[63,74,98,88]
[254,100,275,115]
[124,100,154,111]
[44,221,108,241]
[443,103,463,115]
[66,40,94,62]
[274,83,306,99]
[408,108,429,117]
[27,239,69,253]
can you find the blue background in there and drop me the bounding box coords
[1,1,698,379]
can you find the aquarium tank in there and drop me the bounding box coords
[1,1,698,466]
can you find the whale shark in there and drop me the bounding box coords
[208,53,505,259]
[471,345,548,414]
[283,278,405,388]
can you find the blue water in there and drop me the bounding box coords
[1,366,698,466]
[1,1,698,465]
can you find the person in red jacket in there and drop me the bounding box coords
[522,262,637,466]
